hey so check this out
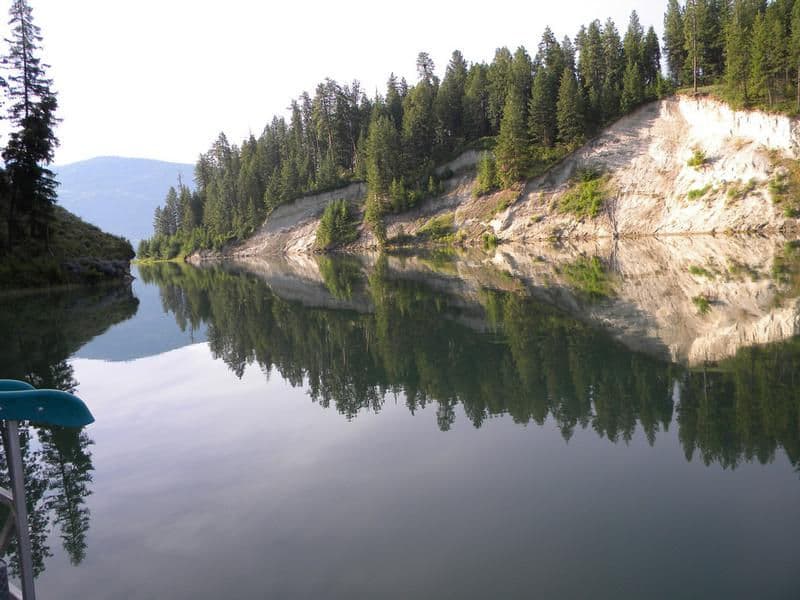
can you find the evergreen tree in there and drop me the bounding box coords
[792,0,800,108]
[2,0,59,243]
[621,59,645,113]
[495,88,529,186]
[664,0,687,85]
[623,10,645,66]
[463,63,491,139]
[556,67,584,145]
[510,45,535,121]
[528,28,563,147]
[726,3,751,101]
[163,186,179,236]
[386,73,404,131]
[621,11,645,112]
[601,18,625,121]
[402,65,437,177]
[529,69,555,146]
[750,12,772,104]
[642,27,662,92]
[473,152,498,196]
[487,47,513,132]
[366,113,401,210]
[684,0,712,91]
[435,50,468,147]
[577,20,605,130]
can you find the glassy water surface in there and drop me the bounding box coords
[1,239,799,599]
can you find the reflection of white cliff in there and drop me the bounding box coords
[230,235,800,365]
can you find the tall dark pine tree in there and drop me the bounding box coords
[2,0,59,244]
[663,0,686,85]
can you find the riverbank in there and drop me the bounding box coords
[190,95,800,261]
[0,205,135,290]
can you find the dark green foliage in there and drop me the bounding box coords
[556,67,586,147]
[364,195,386,247]
[473,152,499,197]
[726,5,750,101]
[487,47,513,131]
[664,0,687,84]
[0,0,60,252]
[315,199,358,251]
[495,88,529,186]
[436,50,469,149]
[621,59,645,113]
[528,29,563,148]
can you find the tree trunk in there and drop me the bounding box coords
[796,66,800,111]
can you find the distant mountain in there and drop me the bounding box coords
[54,156,194,245]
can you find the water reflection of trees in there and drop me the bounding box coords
[0,284,137,575]
[140,262,800,472]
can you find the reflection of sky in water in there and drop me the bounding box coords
[75,269,207,362]
[32,344,800,599]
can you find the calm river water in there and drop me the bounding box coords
[1,244,799,599]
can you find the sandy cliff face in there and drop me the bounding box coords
[206,95,800,259]
[499,96,800,241]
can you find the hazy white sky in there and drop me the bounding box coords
[30,0,666,166]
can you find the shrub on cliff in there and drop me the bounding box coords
[316,199,359,251]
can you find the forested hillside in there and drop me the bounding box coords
[140,0,800,260]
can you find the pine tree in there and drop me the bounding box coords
[473,152,498,196]
[2,0,59,243]
[577,20,605,130]
[601,18,625,121]
[495,88,529,187]
[642,27,662,93]
[765,5,787,101]
[401,73,437,178]
[435,50,468,147]
[510,45,535,122]
[487,47,513,132]
[792,0,800,108]
[529,69,555,146]
[685,0,700,91]
[366,113,400,213]
[750,12,771,105]
[528,28,564,148]
[663,0,686,84]
[463,63,490,139]
[725,4,750,101]
[621,11,645,113]
[621,59,644,113]
[556,67,584,146]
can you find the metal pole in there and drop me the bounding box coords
[3,422,34,600]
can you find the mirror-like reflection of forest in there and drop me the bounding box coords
[0,284,138,578]
[140,260,800,474]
